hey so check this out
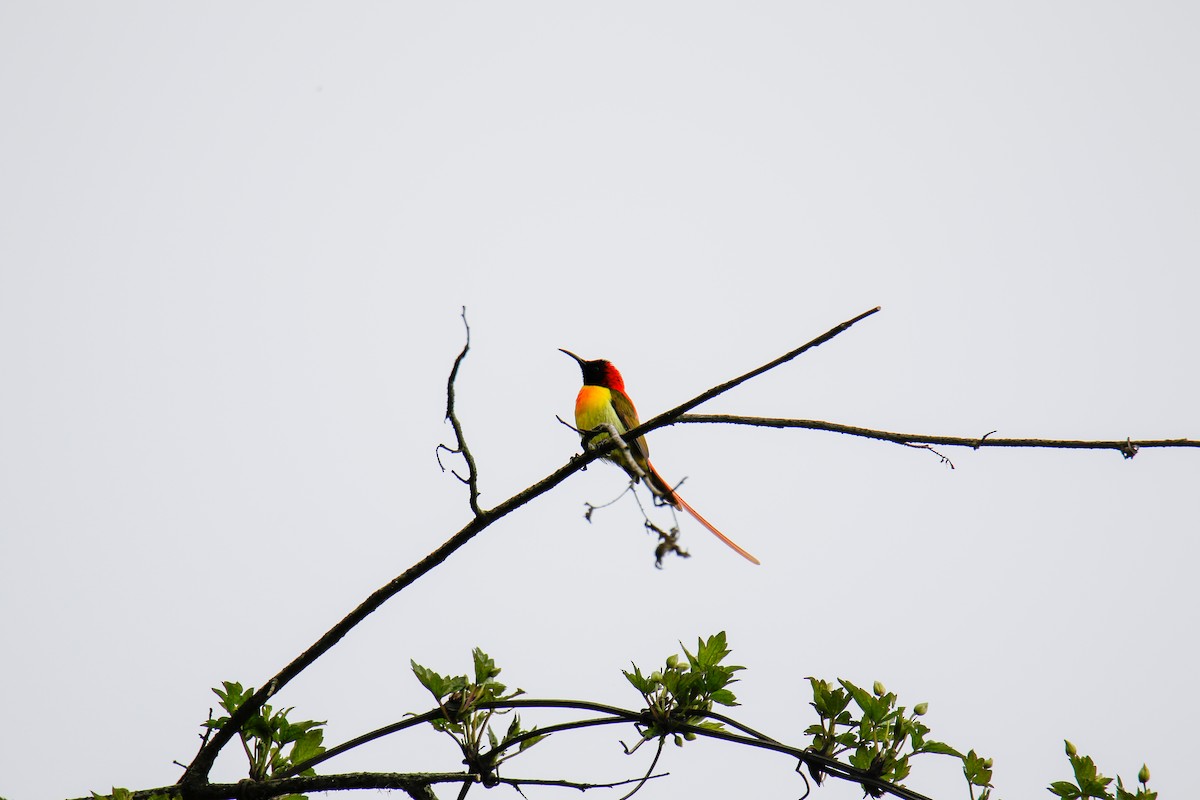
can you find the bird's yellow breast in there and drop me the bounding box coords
[574,385,621,433]
[573,383,651,480]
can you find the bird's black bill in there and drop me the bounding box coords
[559,348,586,365]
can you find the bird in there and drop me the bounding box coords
[560,349,760,565]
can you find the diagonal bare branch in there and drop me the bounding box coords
[615,306,882,448]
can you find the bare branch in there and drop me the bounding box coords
[441,307,483,516]
[676,415,1199,456]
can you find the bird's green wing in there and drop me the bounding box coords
[609,388,650,467]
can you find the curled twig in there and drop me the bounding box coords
[794,759,813,800]
[616,736,666,800]
[974,430,997,450]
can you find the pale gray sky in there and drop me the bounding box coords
[1,4,1197,800]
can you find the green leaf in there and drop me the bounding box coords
[1048,780,1081,798]
[917,740,962,758]
[504,714,522,741]
[472,648,498,684]
[288,729,325,774]
[519,732,547,752]
[840,679,880,723]
[623,665,653,694]
[680,642,700,671]
[963,750,994,788]
[695,631,732,667]
[1070,754,1113,796]
[410,660,450,699]
[849,746,873,771]
[212,681,253,716]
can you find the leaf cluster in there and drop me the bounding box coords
[622,631,743,749]
[410,648,545,786]
[204,680,326,789]
[1049,741,1155,800]
[101,635,1159,800]
[804,677,991,799]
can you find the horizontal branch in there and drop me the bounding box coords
[678,415,1199,456]
[279,697,933,800]
[86,772,460,800]
[90,770,671,800]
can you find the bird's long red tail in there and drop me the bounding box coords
[646,463,761,565]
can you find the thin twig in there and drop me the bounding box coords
[502,772,670,792]
[903,442,956,468]
[583,482,635,523]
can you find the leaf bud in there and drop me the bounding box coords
[1138,764,1150,784]
[913,702,929,716]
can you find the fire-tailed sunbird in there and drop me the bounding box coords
[560,349,761,565]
